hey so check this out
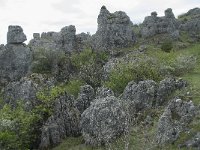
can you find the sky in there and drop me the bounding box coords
[0,0,199,44]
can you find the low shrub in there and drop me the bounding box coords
[161,40,173,53]
[31,48,56,74]
[71,48,108,88]
[104,60,162,94]
[0,102,40,150]
[31,48,70,77]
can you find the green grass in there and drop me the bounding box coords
[181,44,200,104]
[52,137,104,150]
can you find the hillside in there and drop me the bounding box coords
[0,6,200,150]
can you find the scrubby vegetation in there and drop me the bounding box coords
[0,102,40,150]
[161,39,173,52]
[0,39,200,150]
[1,6,200,150]
[104,60,162,94]
[1,42,199,150]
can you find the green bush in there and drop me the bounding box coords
[161,40,173,53]
[79,62,103,88]
[31,48,69,75]
[71,49,108,69]
[36,79,84,102]
[71,49,94,69]
[64,79,85,97]
[0,102,40,150]
[71,49,108,88]
[104,60,162,94]
[31,48,55,74]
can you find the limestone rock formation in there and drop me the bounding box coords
[96,86,114,98]
[123,78,187,113]
[92,6,135,50]
[80,96,128,146]
[141,8,179,39]
[7,25,27,44]
[123,80,157,112]
[2,74,55,109]
[33,33,40,40]
[39,94,80,149]
[179,7,200,39]
[3,77,37,108]
[29,25,86,53]
[60,25,76,52]
[75,85,95,114]
[156,77,187,105]
[156,99,196,145]
[0,26,32,86]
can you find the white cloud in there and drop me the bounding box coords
[0,0,199,44]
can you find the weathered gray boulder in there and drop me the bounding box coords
[3,77,37,108]
[60,25,76,52]
[165,8,175,18]
[7,25,27,44]
[2,74,55,109]
[179,7,200,39]
[0,43,32,86]
[76,32,91,51]
[141,8,179,39]
[156,78,176,105]
[96,86,114,98]
[123,80,157,112]
[92,6,135,50]
[39,94,80,149]
[156,77,187,105]
[29,25,85,53]
[33,33,40,40]
[80,96,128,146]
[75,85,95,114]
[156,99,196,145]
[29,31,61,52]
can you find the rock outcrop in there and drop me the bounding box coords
[3,77,37,108]
[7,25,27,44]
[75,85,95,114]
[96,86,114,98]
[60,25,76,52]
[39,93,80,149]
[123,80,157,112]
[141,8,179,39]
[29,25,87,53]
[92,6,135,50]
[156,78,187,105]
[123,78,187,113]
[80,96,128,146]
[2,74,55,109]
[156,99,196,145]
[0,26,32,86]
[179,7,200,39]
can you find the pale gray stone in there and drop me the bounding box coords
[80,96,128,146]
[7,25,27,44]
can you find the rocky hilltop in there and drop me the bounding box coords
[0,6,200,150]
[92,6,136,50]
[141,8,179,39]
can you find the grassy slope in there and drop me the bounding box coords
[53,44,200,150]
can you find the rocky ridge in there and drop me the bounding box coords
[0,6,200,150]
